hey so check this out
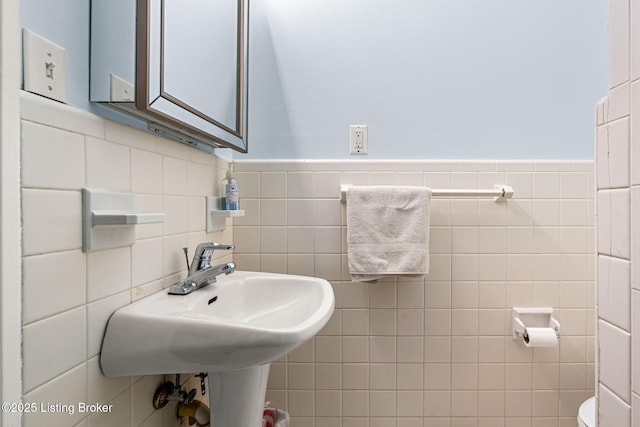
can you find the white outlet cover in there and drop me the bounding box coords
[23,28,68,104]
[349,124,368,155]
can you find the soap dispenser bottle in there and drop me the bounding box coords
[223,163,239,210]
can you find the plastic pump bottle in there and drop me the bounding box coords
[224,163,239,210]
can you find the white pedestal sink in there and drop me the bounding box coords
[100,271,335,426]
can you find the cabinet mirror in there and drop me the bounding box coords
[91,0,249,153]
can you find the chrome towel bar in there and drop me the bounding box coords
[340,184,514,202]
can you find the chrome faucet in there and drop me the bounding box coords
[168,242,236,295]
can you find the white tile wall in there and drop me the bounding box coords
[234,159,595,426]
[19,92,231,427]
[599,320,631,403]
[611,0,631,88]
[598,255,631,331]
[597,1,640,424]
[18,96,598,426]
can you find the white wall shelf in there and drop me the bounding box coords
[206,196,245,232]
[82,188,165,252]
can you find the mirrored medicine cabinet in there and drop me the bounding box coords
[90,0,249,153]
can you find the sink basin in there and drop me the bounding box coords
[101,271,335,376]
[100,270,334,426]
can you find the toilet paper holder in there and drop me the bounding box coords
[512,307,560,340]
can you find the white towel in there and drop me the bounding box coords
[346,185,431,282]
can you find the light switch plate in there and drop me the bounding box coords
[110,73,135,102]
[23,28,68,103]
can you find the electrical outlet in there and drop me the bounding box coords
[349,125,368,155]
[23,28,68,103]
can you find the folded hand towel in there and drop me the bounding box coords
[346,185,431,282]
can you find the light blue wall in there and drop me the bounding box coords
[20,0,90,111]
[20,0,608,160]
[20,0,145,128]
[245,0,609,159]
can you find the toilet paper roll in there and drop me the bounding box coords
[523,327,558,347]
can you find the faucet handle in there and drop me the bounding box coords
[209,242,235,251]
[194,242,235,255]
[190,242,235,274]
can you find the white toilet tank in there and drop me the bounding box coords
[578,396,595,427]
